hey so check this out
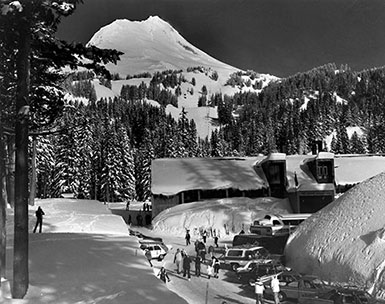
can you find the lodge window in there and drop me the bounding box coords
[317,165,328,181]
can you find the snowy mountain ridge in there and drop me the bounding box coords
[83,16,279,139]
[87,16,241,78]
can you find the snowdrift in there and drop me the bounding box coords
[152,197,292,238]
[285,171,385,297]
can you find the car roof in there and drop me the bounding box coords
[230,246,264,250]
[139,239,163,244]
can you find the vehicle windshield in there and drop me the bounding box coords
[310,278,326,288]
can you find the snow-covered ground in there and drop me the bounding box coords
[5,186,385,302]
[2,196,292,303]
[2,199,187,304]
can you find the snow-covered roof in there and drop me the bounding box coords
[286,155,335,192]
[151,157,268,196]
[152,154,385,196]
[334,155,385,185]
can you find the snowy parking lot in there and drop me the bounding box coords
[131,226,296,304]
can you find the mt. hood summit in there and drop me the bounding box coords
[87,16,239,76]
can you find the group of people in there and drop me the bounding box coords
[185,228,219,247]
[173,247,221,280]
[173,248,194,279]
[250,275,281,304]
[142,202,151,211]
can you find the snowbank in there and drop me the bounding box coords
[152,197,292,238]
[285,171,385,298]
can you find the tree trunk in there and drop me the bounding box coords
[0,124,7,281]
[13,4,31,298]
[28,137,37,206]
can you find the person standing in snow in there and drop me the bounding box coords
[157,267,171,283]
[214,235,219,247]
[174,248,183,274]
[182,253,192,280]
[206,260,214,279]
[195,255,202,277]
[202,230,207,243]
[185,230,191,245]
[250,278,265,304]
[33,206,45,233]
[212,256,220,278]
[194,239,200,253]
[145,249,153,267]
[271,275,280,304]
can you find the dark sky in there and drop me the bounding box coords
[57,0,385,77]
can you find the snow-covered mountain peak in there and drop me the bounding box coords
[87,16,240,77]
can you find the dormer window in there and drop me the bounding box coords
[316,159,333,183]
[317,164,328,180]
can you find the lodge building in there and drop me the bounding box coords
[151,153,385,217]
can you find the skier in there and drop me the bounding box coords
[33,206,45,233]
[174,248,183,274]
[185,230,191,245]
[157,267,171,283]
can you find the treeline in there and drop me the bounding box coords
[211,63,385,155]
[33,98,218,202]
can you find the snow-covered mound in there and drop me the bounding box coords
[87,16,239,78]
[285,171,385,297]
[152,197,292,238]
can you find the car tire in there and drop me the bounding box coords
[231,263,239,271]
[158,254,165,261]
[278,291,287,302]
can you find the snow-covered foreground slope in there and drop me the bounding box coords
[152,197,292,238]
[285,171,385,298]
[2,199,187,304]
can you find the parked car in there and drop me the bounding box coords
[140,241,170,261]
[219,245,271,271]
[236,259,286,285]
[130,229,163,242]
[232,233,289,255]
[298,286,379,304]
[264,274,332,302]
